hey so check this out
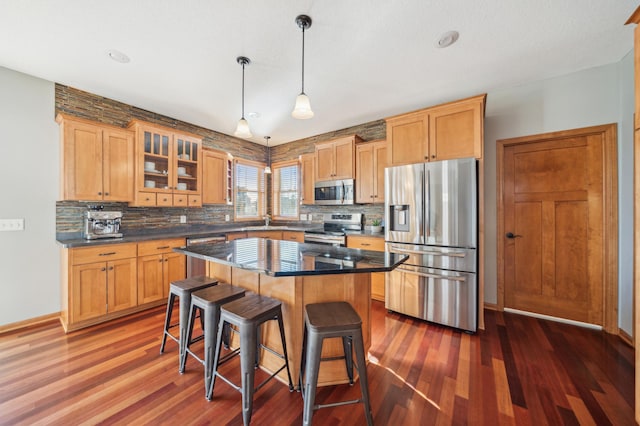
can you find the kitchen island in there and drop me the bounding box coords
[174,238,407,387]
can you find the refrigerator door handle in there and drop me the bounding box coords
[389,246,467,258]
[425,169,430,238]
[398,267,467,282]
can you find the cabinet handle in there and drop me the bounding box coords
[361,243,371,246]
[374,195,378,198]
[164,258,169,262]
[145,197,151,201]
[99,252,116,256]
[431,155,436,159]
[101,267,107,271]
[105,192,109,196]
[158,259,163,263]
[157,246,170,249]
[108,266,114,271]
[98,192,102,195]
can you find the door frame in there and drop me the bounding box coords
[496,124,618,333]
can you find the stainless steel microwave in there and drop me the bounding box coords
[314,179,354,205]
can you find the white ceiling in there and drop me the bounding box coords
[0,1,637,146]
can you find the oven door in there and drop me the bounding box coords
[303,232,345,247]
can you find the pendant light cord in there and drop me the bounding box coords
[241,62,246,118]
[301,26,305,94]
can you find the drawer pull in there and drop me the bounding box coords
[99,252,116,256]
[157,245,170,249]
[361,243,371,246]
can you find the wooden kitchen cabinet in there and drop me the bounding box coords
[247,231,283,239]
[61,242,138,331]
[128,120,202,207]
[282,231,305,242]
[57,114,134,202]
[137,238,186,305]
[203,148,233,205]
[356,140,387,204]
[300,153,315,205]
[346,235,386,301]
[314,135,361,181]
[386,94,486,166]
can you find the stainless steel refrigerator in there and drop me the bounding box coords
[384,158,478,332]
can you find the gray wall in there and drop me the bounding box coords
[0,67,59,325]
[483,58,634,335]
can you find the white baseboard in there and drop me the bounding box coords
[503,308,602,331]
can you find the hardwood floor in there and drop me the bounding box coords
[0,301,634,425]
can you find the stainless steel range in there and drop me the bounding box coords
[83,206,123,240]
[303,213,363,246]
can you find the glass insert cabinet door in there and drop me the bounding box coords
[142,129,171,191]
[174,135,199,192]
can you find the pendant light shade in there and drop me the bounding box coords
[292,15,314,119]
[264,136,272,174]
[234,56,253,139]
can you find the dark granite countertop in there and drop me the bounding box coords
[56,224,323,248]
[174,238,406,277]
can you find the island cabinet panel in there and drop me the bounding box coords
[57,114,134,202]
[386,94,486,166]
[347,235,386,302]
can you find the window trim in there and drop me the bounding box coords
[233,158,266,222]
[271,159,300,221]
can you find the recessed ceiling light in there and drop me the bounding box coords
[247,112,261,119]
[107,49,130,63]
[436,31,459,48]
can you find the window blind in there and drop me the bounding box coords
[235,160,265,220]
[273,161,299,219]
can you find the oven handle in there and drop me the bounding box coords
[396,266,467,282]
[388,245,466,258]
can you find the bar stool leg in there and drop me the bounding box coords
[240,323,257,426]
[276,312,294,390]
[178,293,192,368]
[160,293,176,354]
[342,336,354,385]
[353,329,374,426]
[181,303,198,373]
[302,334,323,426]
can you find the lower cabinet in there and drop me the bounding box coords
[282,231,305,242]
[346,235,386,302]
[61,238,186,332]
[137,239,186,305]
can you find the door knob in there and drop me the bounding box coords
[506,232,522,239]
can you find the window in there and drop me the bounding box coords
[234,159,266,220]
[272,160,299,220]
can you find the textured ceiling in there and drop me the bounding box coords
[0,0,636,145]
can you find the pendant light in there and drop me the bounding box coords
[264,136,272,174]
[234,56,252,139]
[292,14,314,119]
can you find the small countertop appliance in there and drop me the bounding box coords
[83,206,123,240]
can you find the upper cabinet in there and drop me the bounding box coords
[356,140,387,204]
[314,135,361,181]
[57,114,134,202]
[300,153,315,205]
[128,120,203,207]
[202,148,233,205]
[386,94,486,166]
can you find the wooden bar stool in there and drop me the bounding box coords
[159,275,218,371]
[299,301,374,426]
[210,293,294,426]
[182,284,246,393]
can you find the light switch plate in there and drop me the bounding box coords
[179,215,187,224]
[225,214,230,222]
[0,218,24,231]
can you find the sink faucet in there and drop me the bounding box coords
[264,214,271,227]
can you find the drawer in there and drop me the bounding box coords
[188,195,202,207]
[346,235,385,251]
[173,194,188,206]
[282,231,304,242]
[70,243,137,265]
[137,192,157,206]
[157,194,173,206]
[137,238,186,256]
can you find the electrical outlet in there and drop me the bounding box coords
[300,214,307,221]
[225,214,230,222]
[179,215,187,224]
[0,218,24,231]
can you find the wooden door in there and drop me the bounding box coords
[315,143,335,181]
[164,252,186,298]
[107,258,137,313]
[300,153,314,205]
[137,254,164,304]
[386,112,428,166]
[71,262,107,322]
[62,120,103,200]
[333,138,355,179]
[202,149,228,204]
[428,95,484,161]
[102,128,134,202]
[373,141,387,202]
[498,124,617,329]
[356,143,374,203]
